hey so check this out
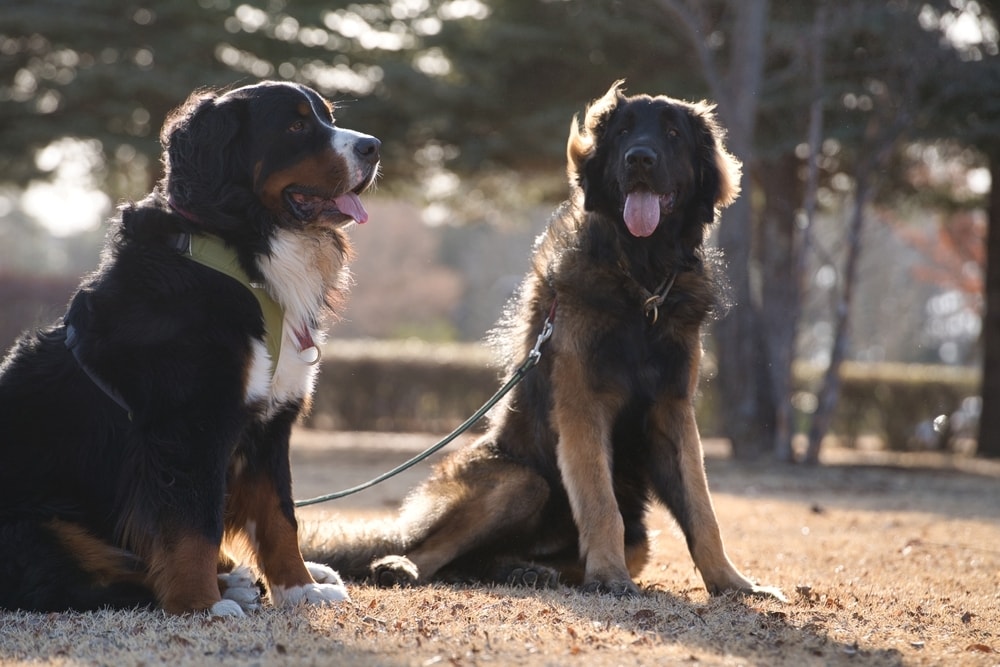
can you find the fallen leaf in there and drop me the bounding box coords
[966,644,995,653]
[633,609,657,622]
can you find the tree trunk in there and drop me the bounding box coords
[757,154,804,462]
[804,179,868,463]
[711,0,775,459]
[977,153,1000,458]
[651,0,774,458]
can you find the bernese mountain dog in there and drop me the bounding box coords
[0,81,379,615]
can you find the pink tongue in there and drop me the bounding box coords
[334,192,369,224]
[623,192,661,237]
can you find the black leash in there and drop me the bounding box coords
[294,304,556,507]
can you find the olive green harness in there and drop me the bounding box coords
[64,232,285,416]
[175,232,284,377]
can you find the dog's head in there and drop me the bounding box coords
[160,81,380,233]
[567,81,740,238]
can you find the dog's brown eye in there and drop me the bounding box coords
[667,128,679,138]
[289,120,307,133]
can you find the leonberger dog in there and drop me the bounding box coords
[301,82,783,600]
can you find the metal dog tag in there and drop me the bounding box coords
[298,346,321,365]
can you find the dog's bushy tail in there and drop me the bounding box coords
[298,516,409,582]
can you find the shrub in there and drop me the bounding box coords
[794,361,979,449]
[310,342,980,451]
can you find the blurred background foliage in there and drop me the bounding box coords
[1,0,999,458]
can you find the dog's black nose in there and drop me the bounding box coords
[625,146,657,169]
[355,136,381,165]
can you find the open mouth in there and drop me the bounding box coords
[283,166,378,226]
[622,190,676,238]
[285,187,368,226]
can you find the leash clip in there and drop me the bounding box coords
[529,315,554,364]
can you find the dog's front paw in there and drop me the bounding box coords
[305,561,345,587]
[271,581,350,607]
[209,599,247,617]
[370,555,419,588]
[705,570,788,603]
[581,575,640,597]
[218,565,262,614]
[737,583,788,603]
[493,563,560,589]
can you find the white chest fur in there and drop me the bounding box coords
[243,229,347,415]
[244,325,323,414]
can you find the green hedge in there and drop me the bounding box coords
[307,341,980,450]
[793,361,979,449]
[308,340,499,433]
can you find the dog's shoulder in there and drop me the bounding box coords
[73,197,265,357]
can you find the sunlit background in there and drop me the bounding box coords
[1,0,998,459]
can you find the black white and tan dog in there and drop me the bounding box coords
[0,81,379,615]
[301,82,784,601]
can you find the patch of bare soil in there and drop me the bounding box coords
[1,429,998,666]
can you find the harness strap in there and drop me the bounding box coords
[170,232,284,377]
[64,233,285,415]
[64,323,132,416]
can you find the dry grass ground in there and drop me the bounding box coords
[2,429,998,666]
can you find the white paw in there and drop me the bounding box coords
[218,565,262,614]
[303,582,350,604]
[305,562,345,587]
[271,582,350,607]
[210,599,247,617]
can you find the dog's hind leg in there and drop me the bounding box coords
[146,529,240,615]
[298,514,407,581]
[371,449,551,587]
[0,519,155,612]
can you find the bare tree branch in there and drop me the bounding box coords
[648,0,729,106]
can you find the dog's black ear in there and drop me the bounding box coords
[160,89,244,227]
[688,101,741,224]
[567,80,626,208]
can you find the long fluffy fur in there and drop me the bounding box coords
[0,81,379,614]
[300,83,782,601]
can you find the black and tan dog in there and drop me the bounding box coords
[0,81,379,614]
[301,82,783,600]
